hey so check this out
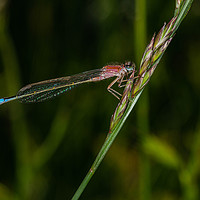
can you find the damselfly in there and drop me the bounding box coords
[0,62,135,105]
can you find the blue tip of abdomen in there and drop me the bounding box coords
[0,98,5,105]
[0,96,17,105]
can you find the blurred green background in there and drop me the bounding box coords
[0,0,199,199]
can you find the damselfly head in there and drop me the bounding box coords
[124,61,135,73]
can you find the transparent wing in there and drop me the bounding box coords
[16,69,103,103]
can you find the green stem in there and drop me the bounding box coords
[134,0,150,199]
[72,91,143,200]
[72,0,194,199]
[33,105,69,169]
[0,11,31,200]
[173,0,194,32]
[134,0,147,65]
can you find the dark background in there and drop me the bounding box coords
[0,0,199,199]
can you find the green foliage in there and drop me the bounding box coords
[142,135,181,169]
[0,0,199,200]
